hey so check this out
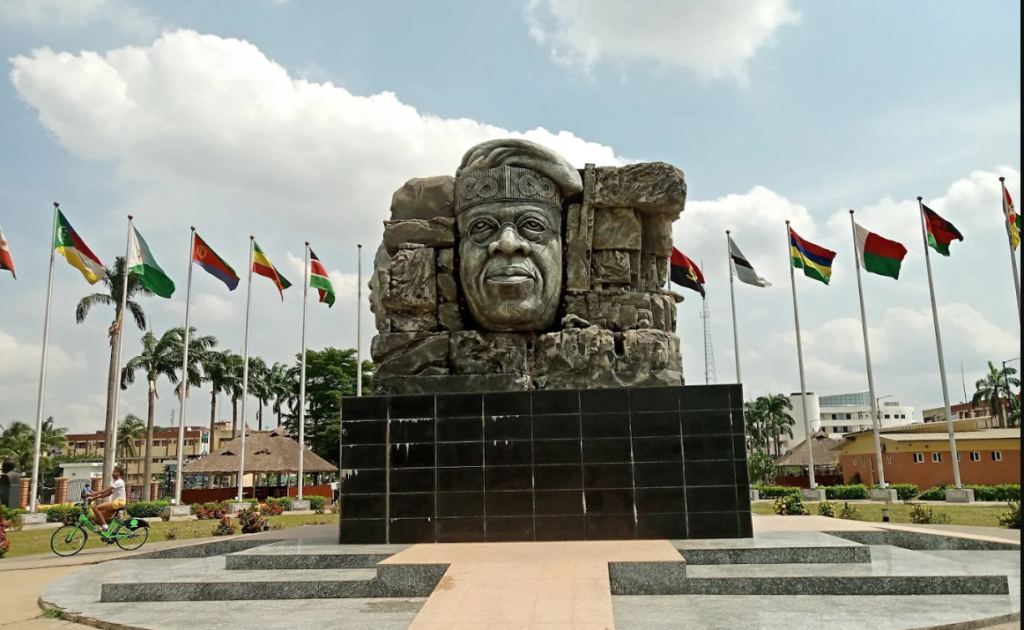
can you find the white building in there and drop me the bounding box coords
[783,391,918,450]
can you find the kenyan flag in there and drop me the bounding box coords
[309,249,335,307]
[923,205,963,257]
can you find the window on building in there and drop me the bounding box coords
[861,457,867,467]
[77,442,86,449]
[932,453,943,463]
[993,452,1004,462]
[957,453,962,462]
[887,455,893,465]
[885,414,891,419]
[914,453,925,464]
[852,458,858,467]
[971,452,982,462]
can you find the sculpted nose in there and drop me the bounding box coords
[489,225,532,257]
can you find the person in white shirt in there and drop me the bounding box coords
[87,466,128,535]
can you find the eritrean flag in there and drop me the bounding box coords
[193,234,239,291]
[55,210,105,284]
[309,249,336,307]
[0,224,15,279]
[670,247,705,298]
[253,241,291,300]
[854,223,908,280]
[922,205,963,257]
[790,228,837,285]
[1004,185,1020,251]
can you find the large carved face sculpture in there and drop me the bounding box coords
[458,201,562,332]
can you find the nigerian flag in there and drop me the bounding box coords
[128,226,175,298]
[309,249,336,307]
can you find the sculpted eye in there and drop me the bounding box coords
[519,217,548,239]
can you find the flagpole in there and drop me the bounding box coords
[786,221,817,489]
[727,231,742,384]
[107,215,134,485]
[1000,177,1022,324]
[849,211,887,488]
[356,244,363,397]
[173,228,196,505]
[238,237,255,502]
[298,242,310,501]
[28,203,60,512]
[918,197,963,489]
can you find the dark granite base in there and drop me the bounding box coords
[339,385,753,543]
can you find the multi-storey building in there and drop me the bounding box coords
[783,391,918,451]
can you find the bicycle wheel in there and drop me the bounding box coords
[116,526,149,551]
[51,526,88,557]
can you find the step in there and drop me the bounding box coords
[674,531,871,565]
[225,539,408,570]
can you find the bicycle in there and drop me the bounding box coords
[50,492,151,557]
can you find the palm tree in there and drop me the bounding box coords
[743,401,767,454]
[117,414,146,460]
[76,256,154,482]
[225,353,245,438]
[203,350,241,442]
[38,417,68,457]
[122,329,180,500]
[169,327,218,404]
[247,357,270,430]
[973,361,1021,429]
[0,422,35,472]
[753,394,796,457]
[268,362,296,428]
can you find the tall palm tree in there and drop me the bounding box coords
[247,357,270,430]
[121,329,180,500]
[225,353,245,438]
[973,361,1021,429]
[39,417,68,457]
[76,257,154,482]
[268,362,296,428]
[753,394,796,457]
[0,422,35,472]
[168,327,218,404]
[743,401,767,454]
[116,414,147,460]
[203,350,241,443]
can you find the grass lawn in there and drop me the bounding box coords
[752,502,1013,528]
[2,513,339,560]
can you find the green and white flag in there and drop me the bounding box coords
[128,226,175,298]
[309,249,335,307]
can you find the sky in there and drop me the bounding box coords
[0,0,1020,435]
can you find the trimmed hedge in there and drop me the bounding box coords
[882,484,921,501]
[43,505,83,523]
[126,501,171,518]
[752,485,802,500]
[825,485,870,501]
[308,496,326,513]
[919,485,1021,502]
[1,507,27,521]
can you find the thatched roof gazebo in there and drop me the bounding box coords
[183,429,337,475]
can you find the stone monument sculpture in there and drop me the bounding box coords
[369,138,688,395]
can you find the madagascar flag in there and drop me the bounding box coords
[922,205,963,257]
[193,234,239,291]
[670,248,705,298]
[790,228,836,285]
[253,241,291,300]
[854,223,907,280]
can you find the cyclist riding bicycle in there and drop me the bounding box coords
[86,466,127,538]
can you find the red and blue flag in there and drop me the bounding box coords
[192,234,239,291]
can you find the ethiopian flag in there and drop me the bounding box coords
[1004,185,1020,251]
[253,241,291,300]
[854,223,908,280]
[193,234,239,291]
[309,249,336,307]
[128,226,175,298]
[922,205,963,257]
[55,210,105,284]
[790,228,837,285]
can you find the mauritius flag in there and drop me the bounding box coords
[854,223,908,280]
[790,228,837,285]
[193,234,239,291]
[923,205,963,257]
[309,249,336,307]
[55,210,105,284]
[253,241,291,300]
[670,247,705,298]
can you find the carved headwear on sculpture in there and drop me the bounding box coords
[454,139,584,333]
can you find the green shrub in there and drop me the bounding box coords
[275,497,292,511]
[818,501,836,518]
[774,495,806,516]
[213,516,236,536]
[889,484,921,502]
[126,501,171,518]
[825,485,870,501]
[919,485,1021,502]
[308,496,326,514]
[43,505,83,524]
[1,507,27,522]
[909,502,953,525]
[238,506,266,534]
[753,485,802,500]
[838,503,862,521]
[999,502,1021,530]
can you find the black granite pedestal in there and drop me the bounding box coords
[338,385,752,544]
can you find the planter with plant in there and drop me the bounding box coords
[818,501,836,518]
[774,495,806,516]
[213,516,236,536]
[238,506,266,534]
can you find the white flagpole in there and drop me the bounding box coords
[727,231,742,384]
[918,197,963,488]
[298,242,310,500]
[786,221,817,489]
[174,228,196,505]
[237,237,255,502]
[849,211,887,488]
[1000,177,1022,324]
[108,215,134,485]
[28,203,60,512]
[356,244,363,397]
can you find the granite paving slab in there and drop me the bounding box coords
[674,531,871,565]
[226,539,408,570]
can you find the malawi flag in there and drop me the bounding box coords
[670,248,705,298]
[854,223,908,280]
[253,241,292,300]
[0,224,15,279]
[128,226,175,298]
[55,210,105,284]
[193,234,239,291]
[790,228,837,285]
[923,205,963,257]
[309,249,336,307]
[1004,186,1020,251]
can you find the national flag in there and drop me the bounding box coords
[790,228,837,285]
[854,223,908,280]
[922,205,963,257]
[309,249,336,307]
[54,210,105,284]
[253,241,291,300]
[128,226,175,298]
[0,224,15,280]
[1004,186,1020,251]
[728,236,771,287]
[670,248,705,298]
[192,234,239,291]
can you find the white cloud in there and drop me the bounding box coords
[525,0,799,79]
[0,327,75,381]
[284,251,359,301]
[0,0,162,37]
[167,292,240,324]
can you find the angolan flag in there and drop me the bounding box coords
[670,248,705,298]
[923,205,963,257]
[309,249,336,307]
[854,223,908,280]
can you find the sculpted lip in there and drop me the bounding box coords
[485,266,537,283]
